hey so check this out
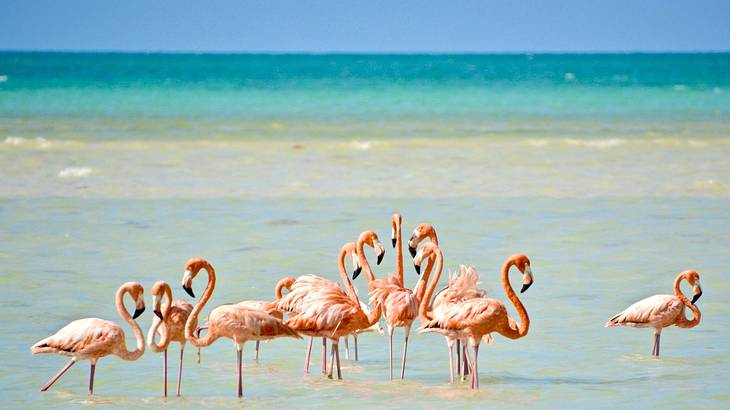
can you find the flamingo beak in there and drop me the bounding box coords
[353,265,362,280]
[182,270,195,298]
[152,295,163,320]
[692,281,702,304]
[392,238,397,248]
[521,265,534,293]
[377,250,385,265]
[133,305,145,319]
[414,263,421,275]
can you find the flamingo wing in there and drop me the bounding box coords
[31,318,123,356]
[211,305,300,340]
[428,298,506,331]
[606,294,684,328]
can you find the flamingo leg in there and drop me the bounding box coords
[354,334,359,361]
[334,342,342,380]
[470,343,480,390]
[463,344,472,382]
[344,336,350,360]
[462,342,470,380]
[328,341,336,378]
[255,341,260,362]
[652,330,662,356]
[88,362,96,396]
[304,336,313,374]
[176,346,184,397]
[456,339,461,377]
[39,358,75,392]
[163,348,168,397]
[388,326,394,380]
[321,338,327,375]
[236,346,244,398]
[401,324,411,379]
[447,339,454,384]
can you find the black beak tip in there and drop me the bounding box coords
[692,292,702,304]
[133,307,145,319]
[154,309,163,320]
[408,246,417,258]
[183,286,195,298]
[352,266,362,280]
[414,264,421,275]
[520,282,533,293]
[391,238,397,248]
[377,252,384,265]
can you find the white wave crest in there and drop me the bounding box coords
[58,167,92,178]
[5,136,25,145]
[0,75,7,83]
[352,141,371,151]
[563,138,625,148]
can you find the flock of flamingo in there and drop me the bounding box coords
[31,213,703,398]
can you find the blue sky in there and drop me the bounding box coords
[2,0,729,52]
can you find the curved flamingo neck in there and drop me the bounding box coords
[414,254,435,302]
[500,259,530,339]
[338,246,360,304]
[147,314,170,352]
[395,219,404,287]
[356,236,377,284]
[148,286,173,352]
[115,284,145,360]
[673,273,701,328]
[418,250,443,323]
[274,277,295,300]
[185,263,216,347]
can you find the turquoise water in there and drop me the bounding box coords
[1,53,729,408]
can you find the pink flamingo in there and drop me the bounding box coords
[408,223,470,380]
[273,243,362,376]
[360,214,418,379]
[147,280,195,397]
[31,282,146,395]
[606,270,702,356]
[415,245,534,389]
[181,258,300,398]
[280,239,383,379]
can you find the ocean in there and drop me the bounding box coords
[1,52,729,408]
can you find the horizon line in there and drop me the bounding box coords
[2,48,730,55]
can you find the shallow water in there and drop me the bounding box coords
[1,53,729,408]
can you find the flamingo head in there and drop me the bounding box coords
[684,270,702,304]
[358,230,385,268]
[342,242,362,279]
[182,258,209,298]
[413,242,439,275]
[408,223,437,258]
[391,213,402,248]
[510,254,533,293]
[151,280,170,320]
[125,282,146,319]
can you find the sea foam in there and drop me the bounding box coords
[58,167,92,178]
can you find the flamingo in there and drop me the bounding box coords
[280,239,383,379]
[430,265,494,382]
[181,258,300,398]
[415,245,534,389]
[605,270,702,356]
[358,214,419,380]
[147,280,195,397]
[407,222,470,380]
[31,281,146,396]
[343,298,384,361]
[273,243,362,376]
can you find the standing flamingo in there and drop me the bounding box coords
[415,245,534,389]
[281,240,383,379]
[31,282,146,395]
[605,270,702,356]
[360,214,418,380]
[273,243,362,376]
[147,280,195,397]
[408,222,471,380]
[181,258,300,398]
